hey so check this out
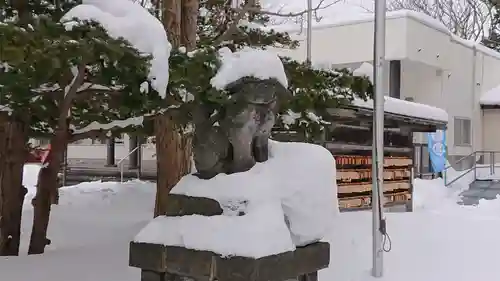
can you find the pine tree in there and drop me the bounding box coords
[165,0,372,139]
[152,0,372,215]
[0,0,162,254]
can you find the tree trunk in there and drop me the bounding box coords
[154,116,192,217]
[28,124,68,255]
[0,114,28,256]
[181,0,199,50]
[162,0,182,47]
[153,0,194,217]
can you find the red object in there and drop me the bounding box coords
[25,145,51,164]
[40,144,51,164]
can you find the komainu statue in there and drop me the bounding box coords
[193,77,290,179]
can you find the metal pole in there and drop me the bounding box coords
[372,0,387,278]
[129,134,139,169]
[306,0,312,65]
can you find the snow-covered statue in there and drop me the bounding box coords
[132,48,334,281]
[193,76,290,179]
[192,48,291,179]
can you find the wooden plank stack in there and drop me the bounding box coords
[335,155,413,211]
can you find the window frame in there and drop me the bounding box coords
[454,117,472,147]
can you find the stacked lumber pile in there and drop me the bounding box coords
[335,155,412,211]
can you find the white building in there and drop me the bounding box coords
[40,10,500,171]
[270,10,500,170]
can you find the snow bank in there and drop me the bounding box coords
[62,0,171,98]
[412,178,464,211]
[135,140,337,258]
[9,173,500,281]
[211,47,289,90]
[352,96,449,122]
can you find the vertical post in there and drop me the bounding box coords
[62,147,67,187]
[137,136,143,178]
[494,152,496,175]
[443,129,447,184]
[106,137,116,167]
[474,152,477,180]
[129,134,139,170]
[306,0,312,65]
[408,134,415,212]
[372,0,386,278]
[490,152,494,175]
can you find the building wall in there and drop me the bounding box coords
[482,109,500,152]
[32,135,157,161]
[280,14,500,162]
[272,16,409,66]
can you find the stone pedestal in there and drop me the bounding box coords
[130,241,329,281]
[129,194,330,281]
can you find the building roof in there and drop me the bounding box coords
[352,96,448,123]
[266,9,500,63]
[480,84,500,106]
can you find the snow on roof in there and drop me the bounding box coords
[211,47,289,90]
[265,9,446,34]
[134,140,337,258]
[353,96,449,123]
[480,84,500,106]
[351,62,447,122]
[265,8,500,62]
[62,0,171,98]
[352,62,373,82]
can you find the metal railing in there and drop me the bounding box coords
[117,146,141,183]
[444,150,500,187]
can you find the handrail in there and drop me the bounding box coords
[446,165,475,187]
[444,150,500,187]
[118,146,141,183]
[443,151,477,172]
[444,151,477,186]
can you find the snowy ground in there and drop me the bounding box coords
[3,164,500,281]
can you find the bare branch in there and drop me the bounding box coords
[59,65,86,119]
[214,1,254,45]
[215,0,343,43]
[233,0,341,18]
[388,0,494,41]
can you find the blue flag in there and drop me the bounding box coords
[427,130,446,173]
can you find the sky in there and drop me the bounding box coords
[261,0,375,24]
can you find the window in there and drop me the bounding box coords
[115,134,124,144]
[454,117,471,146]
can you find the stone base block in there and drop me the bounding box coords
[130,241,329,281]
[164,194,223,217]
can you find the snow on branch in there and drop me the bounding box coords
[72,116,145,135]
[62,0,171,98]
[70,116,149,142]
[210,47,288,90]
